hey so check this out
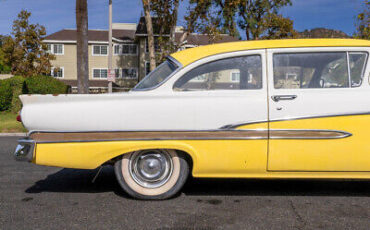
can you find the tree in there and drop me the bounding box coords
[182,0,223,44]
[213,0,293,40]
[354,0,369,39]
[150,0,181,61]
[261,13,297,39]
[145,0,225,63]
[0,35,11,73]
[2,10,54,77]
[142,0,156,71]
[76,0,89,94]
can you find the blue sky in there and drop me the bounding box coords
[0,0,364,37]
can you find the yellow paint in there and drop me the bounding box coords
[35,140,268,176]
[32,115,370,179]
[34,122,267,176]
[170,39,370,67]
[268,115,370,172]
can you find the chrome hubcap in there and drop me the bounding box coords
[129,150,173,188]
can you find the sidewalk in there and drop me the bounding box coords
[0,133,27,137]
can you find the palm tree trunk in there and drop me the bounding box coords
[142,0,156,71]
[76,0,89,94]
[169,0,179,46]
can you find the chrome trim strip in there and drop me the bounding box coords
[269,129,352,139]
[167,55,183,68]
[28,129,263,135]
[31,129,352,144]
[221,112,370,129]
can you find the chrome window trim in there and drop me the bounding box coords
[132,56,183,91]
[172,53,264,91]
[269,48,370,90]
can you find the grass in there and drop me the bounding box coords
[0,112,27,133]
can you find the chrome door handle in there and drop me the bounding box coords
[271,95,297,102]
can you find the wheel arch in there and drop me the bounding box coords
[102,142,197,174]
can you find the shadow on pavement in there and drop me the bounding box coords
[25,166,370,197]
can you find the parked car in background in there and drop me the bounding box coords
[15,39,370,199]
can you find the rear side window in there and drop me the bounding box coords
[174,55,262,91]
[273,52,368,89]
[349,52,368,87]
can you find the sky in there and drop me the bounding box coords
[0,0,365,38]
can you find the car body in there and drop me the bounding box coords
[15,39,370,199]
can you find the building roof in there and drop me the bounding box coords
[45,16,238,45]
[44,28,238,46]
[170,38,370,67]
[44,29,136,42]
[135,16,169,35]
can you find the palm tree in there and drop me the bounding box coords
[76,0,89,94]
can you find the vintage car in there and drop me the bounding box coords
[14,39,370,199]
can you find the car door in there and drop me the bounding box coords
[168,50,268,131]
[168,50,269,175]
[267,47,370,172]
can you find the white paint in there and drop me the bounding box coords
[266,47,370,121]
[20,47,370,132]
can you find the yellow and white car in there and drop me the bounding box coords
[15,39,370,199]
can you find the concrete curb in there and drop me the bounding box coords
[0,133,27,137]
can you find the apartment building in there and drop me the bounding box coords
[44,17,238,92]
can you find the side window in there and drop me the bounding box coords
[174,55,262,91]
[273,52,368,89]
[349,52,368,87]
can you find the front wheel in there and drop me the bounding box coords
[114,149,189,200]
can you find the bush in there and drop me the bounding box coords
[0,80,13,111]
[3,75,25,112]
[24,75,69,94]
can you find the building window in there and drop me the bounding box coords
[47,44,64,55]
[115,68,121,78]
[145,38,161,53]
[92,45,108,56]
[230,72,240,82]
[145,62,151,76]
[122,68,138,79]
[114,44,137,55]
[51,67,64,78]
[114,45,120,55]
[93,68,108,79]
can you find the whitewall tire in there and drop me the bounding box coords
[114,149,189,200]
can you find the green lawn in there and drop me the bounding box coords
[0,112,27,133]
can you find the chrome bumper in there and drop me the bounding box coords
[14,138,35,162]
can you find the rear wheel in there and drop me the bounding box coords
[114,149,189,200]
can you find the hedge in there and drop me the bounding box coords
[0,79,13,111]
[24,75,69,94]
[0,75,69,112]
[3,75,25,112]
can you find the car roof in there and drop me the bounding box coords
[170,39,370,67]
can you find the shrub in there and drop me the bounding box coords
[24,75,69,94]
[0,80,13,111]
[3,75,25,112]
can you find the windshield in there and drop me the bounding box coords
[133,60,179,90]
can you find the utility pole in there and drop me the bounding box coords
[108,0,113,93]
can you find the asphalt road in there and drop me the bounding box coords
[0,136,369,230]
